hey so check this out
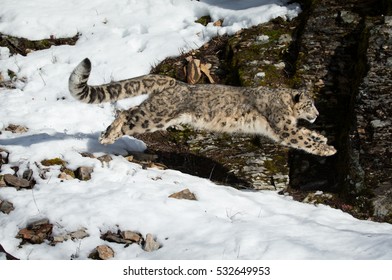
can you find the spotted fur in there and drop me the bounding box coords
[69,58,336,156]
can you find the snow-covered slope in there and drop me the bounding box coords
[1,0,392,260]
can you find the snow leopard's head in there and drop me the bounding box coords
[293,92,319,123]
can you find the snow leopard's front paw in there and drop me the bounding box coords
[315,144,337,156]
[310,132,328,144]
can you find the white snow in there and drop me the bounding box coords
[1,0,392,260]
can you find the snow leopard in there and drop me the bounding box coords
[69,58,336,156]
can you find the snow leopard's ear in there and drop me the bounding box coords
[293,92,302,103]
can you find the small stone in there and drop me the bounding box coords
[22,169,34,181]
[28,218,50,229]
[4,124,28,133]
[256,35,269,44]
[0,199,14,214]
[52,228,88,244]
[370,119,389,129]
[89,245,115,260]
[338,10,359,24]
[0,148,9,165]
[52,235,66,243]
[169,188,197,200]
[58,172,74,180]
[74,166,93,181]
[127,152,158,162]
[274,62,286,70]
[147,162,167,170]
[255,72,266,79]
[80,152,95,158]
[195,15,212,26]
[70,229,89,240]
[41,158,67,166]
[17,218,53,244]
[213,19,223,27]
[121,231,142,243]
[101,231,129,244]
[0,176,6,188]
[143,234,161,252]
[3,174,31,189]
[97,154,113,164]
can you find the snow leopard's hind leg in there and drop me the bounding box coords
[99,105,180,144]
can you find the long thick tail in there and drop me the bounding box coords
[68,58,177,104]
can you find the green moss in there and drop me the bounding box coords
[62,167,76,178]
[195,15,212,26]
[263,154,288,175]
[167,126,196,145]
[41,158,67,167]
[7,69,17,80]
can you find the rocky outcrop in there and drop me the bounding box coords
[286,0,392,221]
[353,15,392,221]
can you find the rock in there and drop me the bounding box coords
[101,231,129,244]
[52,228,89,244]
[169,188,197,200]
[52,235,67,243]
[4,124,28,133]
[58,171,74,180]
[213,19,223,27]
[278,33,292,45]
[16,218,53,244]
[256,35,269,44]
[70,228,89,240]
[143,234,161,252]
[145,162,167,170]
[121,231,142,244]
[0,199,14,214]
[3,174,31,189]
[0,176,6,188]
[274,62,286,70]
[101,230,142,245]
[127,152,158,162]
[89,245,115,260]
[97,154,113,164]
[0,148,9,166]
[195,15,212,26]
[22,169,34,181]
[80,152,95,158]
[255,72,266,79]
[370,119,389,129]
[41,158,67,166]
[338,10,360,24]
[74,166,93,181]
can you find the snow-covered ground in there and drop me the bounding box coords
[1,0,392,260]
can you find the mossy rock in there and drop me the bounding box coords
[195,15,212,26]
[61,167,76,178]
[0,33,79,56]
[226,18,298,87]
[41,158,67,167]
